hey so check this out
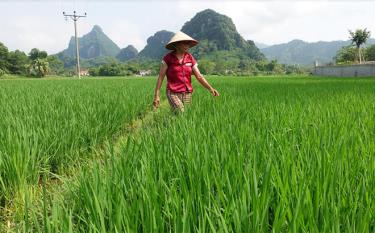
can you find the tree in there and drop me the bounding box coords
[28,59,49,77]
[88,67,100,76]
[0,42,9,72]
[98,63,122,76]
[349,28,371,64]
[60,55,76,68]
[213,58,228,75]
[334,46,357,64]
[199,59,215,74]
[7,50,28,75]
[29,48,47,60]
[28,48,49,77]
[46,55,64,75]
[267,59,284,74]
[123,63,140,74]
[366,44,375,61]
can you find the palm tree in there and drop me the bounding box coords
[28,48,49,77]
[28,58,49,77]
[349,28,371,64]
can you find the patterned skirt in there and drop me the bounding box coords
[166,89,192,112]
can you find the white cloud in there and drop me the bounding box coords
[103,19,145,51]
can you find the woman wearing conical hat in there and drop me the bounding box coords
[153,31,219,112]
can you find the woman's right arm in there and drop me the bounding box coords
[153,62,168,108]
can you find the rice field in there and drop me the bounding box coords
[1,76,375,232]
[0,78,153,210]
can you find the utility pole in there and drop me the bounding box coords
[63,11,86,79]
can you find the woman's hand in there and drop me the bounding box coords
[210,88,220,97]
[153,96,160,109]
[153,62,167,110]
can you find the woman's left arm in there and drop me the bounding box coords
[192,66,220,96]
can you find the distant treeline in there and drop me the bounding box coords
[88,59,307,77]
[0,42,307,78]
[0,42,64,77]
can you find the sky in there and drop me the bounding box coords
[1,0,375,54]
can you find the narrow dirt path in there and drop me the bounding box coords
[111,100,169,154]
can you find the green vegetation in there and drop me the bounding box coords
[6,49,29,75]
[197,54,306,76]
[335,44,375,64]
[1,76,374,232]
[0,78,153,218]
[334,46,357,65]
[88,60,160,76]
[28,48,49,77]
[0,43,63,77]
[366,44,375,61]
[88,58,306,77]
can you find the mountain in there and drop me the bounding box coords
[137,9,264,62]
[59,25,120,59]
[261,38,375,66]
[116,45,138,62]
[138,30,174,59]
[181,9,264,61]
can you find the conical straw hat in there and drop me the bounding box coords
[165,31,199,50]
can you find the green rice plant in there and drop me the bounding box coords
[0,78,155,213]
[21,77,374,232]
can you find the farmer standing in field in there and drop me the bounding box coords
[153,31,219,112]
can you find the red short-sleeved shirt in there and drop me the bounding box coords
[162,52,197,93]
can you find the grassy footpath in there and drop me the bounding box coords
[7,76,374,232]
